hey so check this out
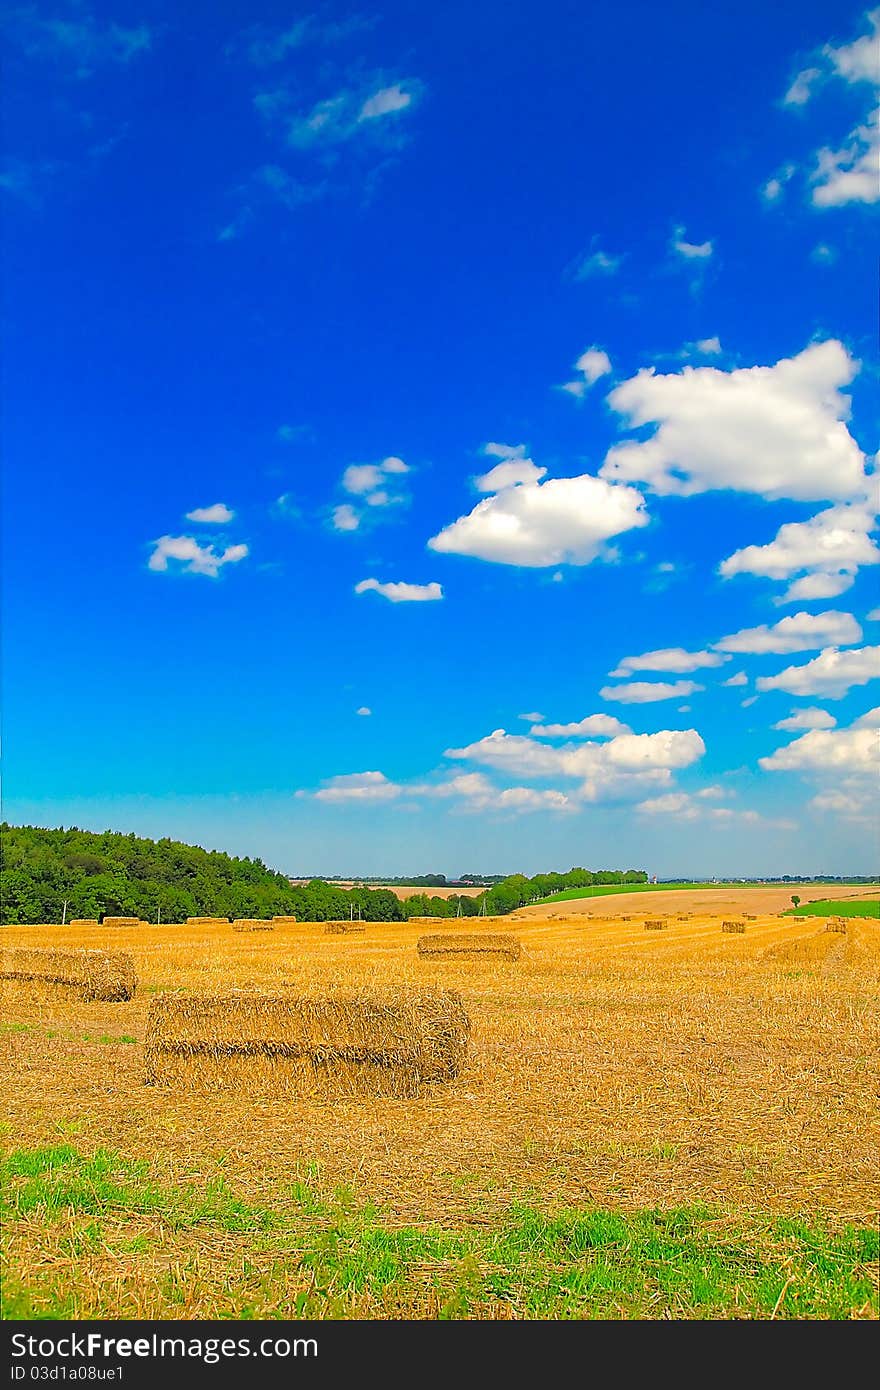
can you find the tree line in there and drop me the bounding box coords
[0,824,645,925]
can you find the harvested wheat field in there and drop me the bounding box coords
[2,911,878,1319]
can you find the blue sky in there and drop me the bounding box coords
[3,0,878,877]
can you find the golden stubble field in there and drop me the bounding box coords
[2,906,879,1317]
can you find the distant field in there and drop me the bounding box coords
[529,881,871,907]
[783,899,880,919]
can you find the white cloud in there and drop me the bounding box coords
[475,459,547,491]
[560,346,612,398]
[811,243,838,264]
[696,336,722,355]
[611,647,726,676]
[518,711,546,722]
[355,578,443,603]
[719,498,879,600]
[755,645,880,699]
[808,788,875,820]
[636,791,783,827]
[444,727,705,793]
[428,466,648,568]
[147,535,248,578]
[571,243,624,278]
[602,340,868,501]
[332,503,361,531]
[777,10,880,208]
[186,503,235,524]
[722,672,748,687]
[342,456,409,496]
[671,225,713,259]
[715,610,862,654]
[866,608,880,621]
[760,724,880,773]
[314,771,401,802]
[853,705,880,727]
[600,680,705,704]
[359,84,414,121]
[530,714,631,738]
[773,707,837,731]
[356,706,372,717]
[784,66,823,105]
[741,695,759,708]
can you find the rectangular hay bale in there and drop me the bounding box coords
[231,920,275,932]
[826,918,848,932]
[0,947,137,1002]
[722,920,746,933]
[101,917,143,928]
[272,915,298,924]
[187,916,230,925]
[324,921,367,934]
[68,919,99,928]
[143,989,470,1098]
[643,919,667,930]
[416,932,521,961]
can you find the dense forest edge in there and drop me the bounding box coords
[0,824,648,924]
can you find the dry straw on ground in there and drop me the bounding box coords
[723,920,746,933]
[143,988,470,1098]
[644,919,667,931]
[417,933,522,961]
[0,947,137,1002]
[324,922,367,934]
[102,917,142,928]
[231,920,274,932]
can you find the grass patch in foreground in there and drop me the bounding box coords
[782,899,879,919]
[2,1146,877,1320]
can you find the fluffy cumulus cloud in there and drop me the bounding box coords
[601,340,867,502]
[429,456,648,568]
[636,792,789,828]
[185,502,235,524]
[760,721,880,774]
[714,610,862,655]
[611,647,726,676]
[772,707,837,731]
[719,498,879,602]
[560,347,612,398]
[778,9,880,208]
[354,578,443,603]
[600,679,704,703]
[147,535,248,578]
[333,457,410,529]
[529,714,631,738]
[755,645,880,699]
[722,672,749,687]
[313,771,402,802]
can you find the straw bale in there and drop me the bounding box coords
[187,916,230,925]
[722,920,746,933]
[826,918,848,933]
[644,919,667,930]
[417,933,521,961]
[231,920,275,932]
[101,917,143,928]
[0,947,137,1002]
[272,915,298,924]
[68,919,99,928]
[324,921,367,934]
[143,988,470,1097]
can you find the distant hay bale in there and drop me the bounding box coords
[408,916,448,924]
[231,920,274,932]
[826,917,848,933]
[187,916,230,925]
[272,915,298,924]
[722,920,746,933]
[324,921,366,934]
[143,988,469,1098]
[101,916,142,928]
[417,933,521,961]
[0,947,137,1002]
[644,919,667,931]
[68,919,99,928]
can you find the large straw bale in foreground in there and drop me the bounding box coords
[417,933,521,961]
[0,947,137,1002]
[324,921,366,934]
[232,919,274,932]
[144,989,470,1097]
[722,920,746,933]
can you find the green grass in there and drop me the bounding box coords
[2,1145,877,1320]
[531,882,879,908]
[782,899,879,919]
